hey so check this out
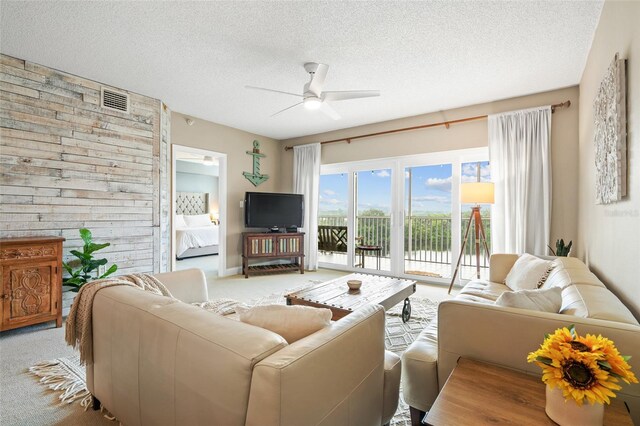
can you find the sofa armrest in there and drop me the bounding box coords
[437,300,640,424]
[401,323,439,412]
[245,304,386,426]
[383,351,401,425]
[153,268,209,303]
[489,254,519,283]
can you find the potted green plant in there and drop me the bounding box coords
[548,238,572,257]
[62,228,118,292]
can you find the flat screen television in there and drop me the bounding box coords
[244,192,304,231]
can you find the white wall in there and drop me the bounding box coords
[578,0,640,319]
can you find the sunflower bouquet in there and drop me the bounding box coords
[528,325,638,405]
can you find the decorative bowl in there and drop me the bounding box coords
[347,279,362,291]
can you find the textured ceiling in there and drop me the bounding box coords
[0,1,602,140]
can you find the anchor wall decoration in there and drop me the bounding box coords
[243,140,269,186]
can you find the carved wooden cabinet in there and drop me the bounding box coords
[0,236,65,331]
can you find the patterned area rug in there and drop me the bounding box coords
[378,298,437,425]
[28,354,91,408]
[30,282,438,425]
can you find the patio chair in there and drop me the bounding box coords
[318,225,348,253]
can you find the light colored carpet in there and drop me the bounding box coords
[0,322,113,426]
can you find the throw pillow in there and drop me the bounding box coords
[184,214,211,227]
[495,287,562,313]
[175,214,188,229]
[235,304,332,343]
[504,253,554,291]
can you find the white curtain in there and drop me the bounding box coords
[293,143,321,270]
[489,106,552,255]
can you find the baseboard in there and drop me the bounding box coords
[224,266,242,276]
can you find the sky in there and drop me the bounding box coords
[406,164,452,214]
[319,173,349,213]
[319,161,490,215]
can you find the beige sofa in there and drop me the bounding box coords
[86,268,401,426]
[402,255,640,424]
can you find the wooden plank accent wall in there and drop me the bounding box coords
[158,103,170,272]
[0,54,170,274]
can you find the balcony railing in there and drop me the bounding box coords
[318,215,491,268]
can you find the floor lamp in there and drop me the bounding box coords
[448,182,494,294]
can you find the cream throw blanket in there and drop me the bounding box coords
[65,274,172,365]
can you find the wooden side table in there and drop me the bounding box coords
[424,358,632,426]
[355,245,382,270]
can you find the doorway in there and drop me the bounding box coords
[171,144,227,277]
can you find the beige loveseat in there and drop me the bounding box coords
[402,255,640,424]
[86,269,401,426]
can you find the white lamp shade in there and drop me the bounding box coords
[461,182,494,204]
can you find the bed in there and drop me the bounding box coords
[175,192,219,260]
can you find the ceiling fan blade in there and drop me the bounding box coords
[323,90,380,102]
[245,85,303,98]
[319,102,341,120]
[307,63,329,95]
[270,102,303,117]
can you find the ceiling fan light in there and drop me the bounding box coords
[303,97,322,110]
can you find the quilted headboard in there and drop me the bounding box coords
[176,192,210,215]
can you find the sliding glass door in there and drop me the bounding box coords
[355,168,392,272]
[318,148,489,283]
[318,173,349,266]
[404,164,453,279]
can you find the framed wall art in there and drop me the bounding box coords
[594,52,627,204]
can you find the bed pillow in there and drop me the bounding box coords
[235,304,332,343]
[184,214,211,227]
[175,214,188,228]
[504,253,554,291]
[495,287,562,313]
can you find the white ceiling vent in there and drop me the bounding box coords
[101,87,129,113]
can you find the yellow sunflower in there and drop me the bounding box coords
[527,325,638,405]
[580,333,638,384]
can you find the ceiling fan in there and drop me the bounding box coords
[246,62,380,120]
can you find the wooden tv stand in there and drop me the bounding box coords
[242,232,305,278]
